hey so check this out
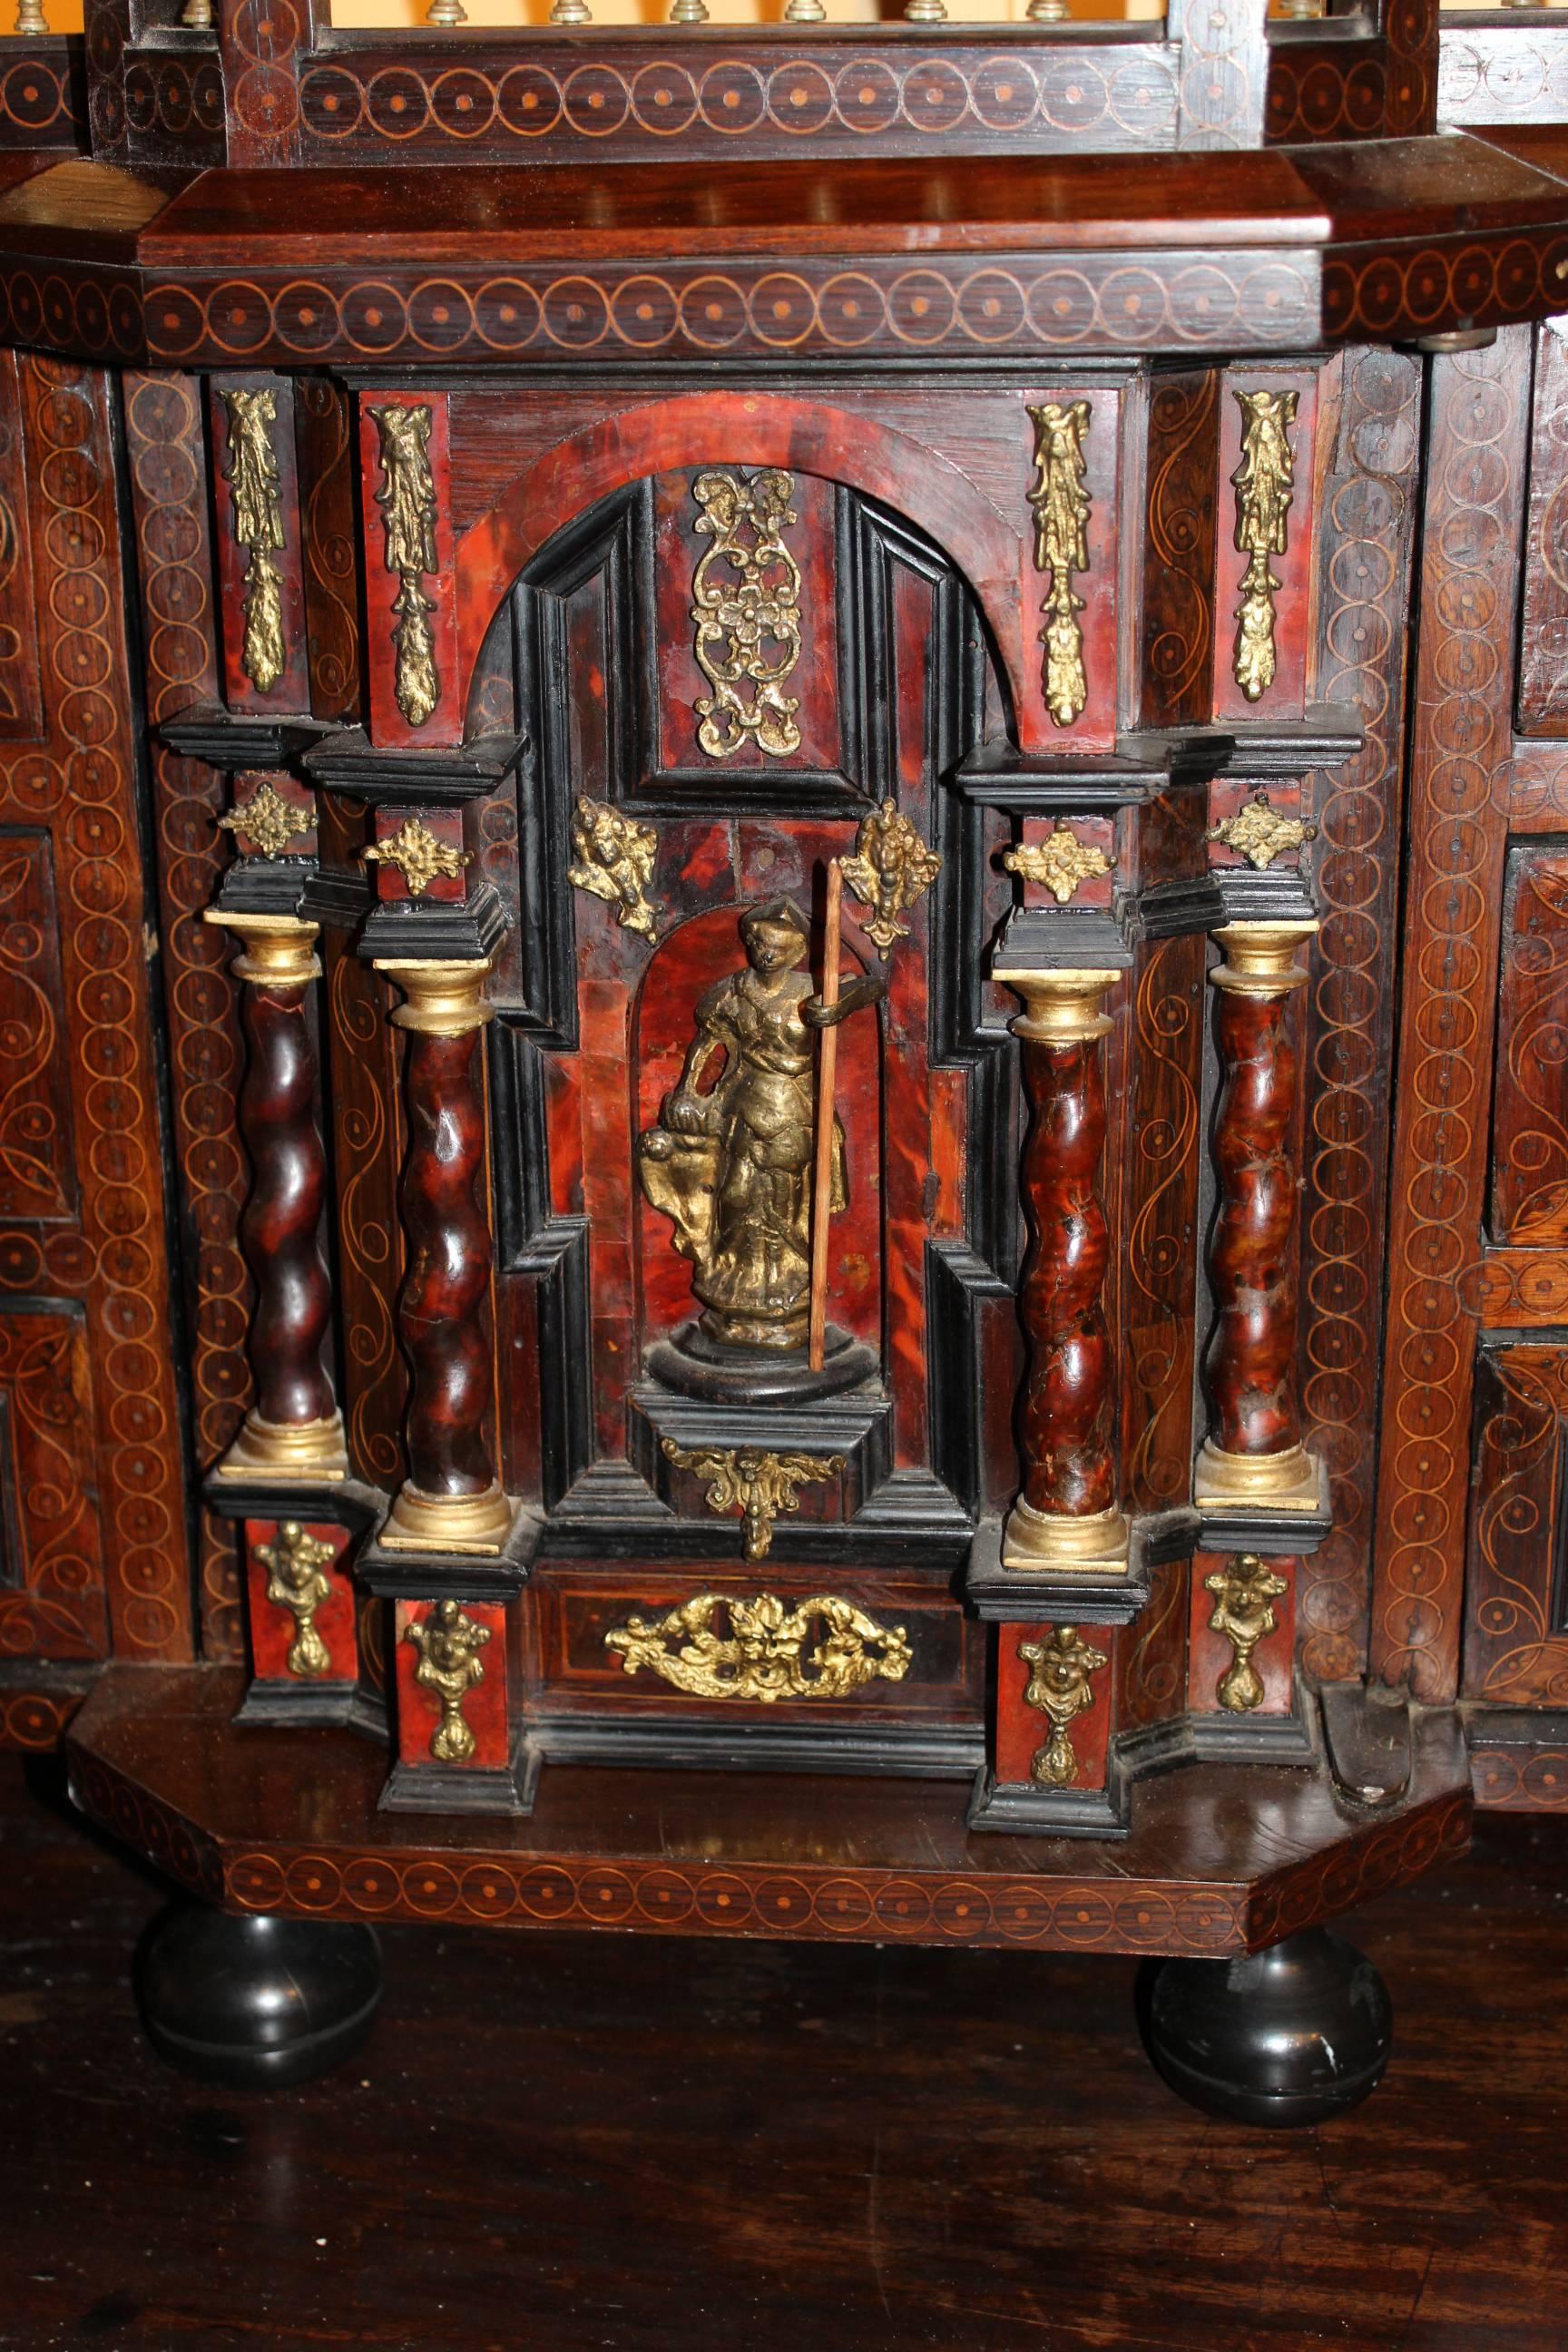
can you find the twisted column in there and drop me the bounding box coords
[205,913,346,1481]
[997,967,1129,1575]
[375,958,511,1553]
[1196,921,1319,1514]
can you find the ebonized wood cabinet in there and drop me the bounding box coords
[3,0,1568,2118]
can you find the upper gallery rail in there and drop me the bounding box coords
[0,0,1514,160]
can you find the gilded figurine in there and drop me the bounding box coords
[220,387,286,695]
[1027,399,1092,729]
[567,795,660,940]
[370,402,441,729]
[639,898,883,1360]
[258,1520,336,1681]
[405,1597,491,1764]
[1231,389,1298,703]
[1018,1623,1107,1788]
[1205,1553,1289,1712]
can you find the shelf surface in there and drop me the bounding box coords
[67,1667,1471,1958]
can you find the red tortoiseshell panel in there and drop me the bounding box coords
[225,769,317,861]
[1017,383,1121,754]
[1012,814,1116,910]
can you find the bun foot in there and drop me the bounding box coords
[1139,1926,1392,2128]
[135,1906,382,2090]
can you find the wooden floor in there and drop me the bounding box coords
[3,1756,1567,2352]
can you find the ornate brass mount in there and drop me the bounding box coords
[1207,791,1316,871]
[1018,1623,1107,1787]
[841,798,941,958]
[406,1598,490,1763]
[567,795,660,940]
[1026,399,1092,729]
[369,403,441,730]
[1003,828,1112,906]
[218,778,313,862]
[258,1521,337,1680]
[220,387,286,696]
[1231,389,1298,704]
[1205,1553,1289,1712]
[691,468,803,760]
[605,1589,910,1702]
[363,814,471,899]
[662,1438,844,1562]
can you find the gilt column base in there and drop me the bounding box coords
[1001,1498,1131,1575]
[379,1479,517,1556]
[215,1410,348,1484]
[1193,1439,1324,1516]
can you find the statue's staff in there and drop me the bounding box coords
[808,858,844,1374]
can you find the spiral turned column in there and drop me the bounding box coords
[1195,921,1320,1516]
[998,967,1130,1576]
[375,958,513,1553]
[205,913,347,1483]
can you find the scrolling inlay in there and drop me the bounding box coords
[691,468,803,760]
[1231,390,1298,704]
[220,388,287,696]
[369,404,441,730]
[1027,399,1092,729]
[606,1590,910,1701]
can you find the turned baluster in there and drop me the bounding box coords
[204,913,347,1482]
[1195,921,1320,1515]
[997,967,1130,1576]
[375,958,512,1553]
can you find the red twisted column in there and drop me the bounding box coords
[375,958,512,1553]
[1196,921,1320,1517]
[205,913,347,1482]
[997,967,1130,1576]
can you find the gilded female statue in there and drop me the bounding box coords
[640,898,883,1376]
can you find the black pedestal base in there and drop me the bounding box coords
[135,1906,382,2090]
[1139,1926,1392,2127]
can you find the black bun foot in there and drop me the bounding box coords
[1139,1926,1392,2128]
[135,1906,382,2090]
